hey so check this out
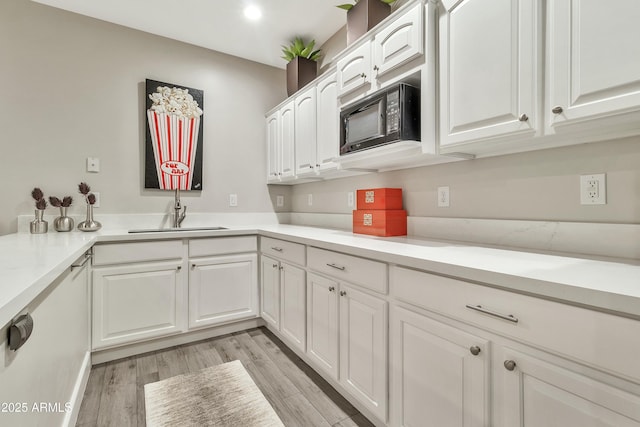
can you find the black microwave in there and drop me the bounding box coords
[340,83,420,155]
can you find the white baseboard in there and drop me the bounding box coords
[63,350,91,427]
[91,318,263,364]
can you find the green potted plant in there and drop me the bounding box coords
[337,0,397,45]
[282,37,321,96]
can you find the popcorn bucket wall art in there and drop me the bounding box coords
[145,79,204,190]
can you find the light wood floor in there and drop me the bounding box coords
[76,327,375,427]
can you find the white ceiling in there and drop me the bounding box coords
[31,0,346,69]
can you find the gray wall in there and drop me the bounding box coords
[290,136,640,223]
[0,0,286,235]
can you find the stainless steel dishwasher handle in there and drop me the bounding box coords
[465,304,519,323]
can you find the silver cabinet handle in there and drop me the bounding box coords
[373,65,379,71]
[328,286,335,292]
[504,360,517,371]
[518,113,529,122]
[340,290,347,296]
[70,252,91,271]
[469,346,481,356]
[552,106,564,114]
[272,263,278,268]
[326,263,346,271]
[465,304,519,323]
[176,266,182,271]
[271,247,283,252]
[279,266,284,271]
[360,73,367,78]
[192,263,196,268]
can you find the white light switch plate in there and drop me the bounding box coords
[229,194,238,207]
[87,157,100,173]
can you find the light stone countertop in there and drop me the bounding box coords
[2,224,639,329]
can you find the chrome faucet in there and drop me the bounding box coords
[173,188,187,228]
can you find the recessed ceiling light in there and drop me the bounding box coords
[244,5,262,21]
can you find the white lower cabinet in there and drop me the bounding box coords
[306,272,339,379]
[339,283,388,422]
[92,260,186,350]
[494,345,640,427]
[189,253,258,330]
[390,305,489,427]
[280,262,307,352]
[307,273,389,421]
[260,255,281,329]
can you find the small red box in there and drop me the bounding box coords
[353,210,407,237]
[356,188,403,210]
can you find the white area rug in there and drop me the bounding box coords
[144,360,284,427]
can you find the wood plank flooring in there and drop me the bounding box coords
[76,327,375,427]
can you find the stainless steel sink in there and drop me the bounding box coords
[128,226,227,233]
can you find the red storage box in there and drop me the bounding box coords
[353,210,407,237]
[356,188,403,210]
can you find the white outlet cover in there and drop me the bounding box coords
[347,192,354,207]
[437,186,450,207]
[87,157,100,173]
[229,193,238,207]
[276,195,284,207]
[580,174,606,205]
[308,194,313,206]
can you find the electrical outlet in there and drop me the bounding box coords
[580,174,606,205]
[87,157,100,173]
[276,195,284,207]
[308,194,313,206]
[229,193,238,207]
[92,192,100,208]
[437,186,450,207]
[347,192,354,207]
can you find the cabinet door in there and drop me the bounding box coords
[294,86,318,176]
[92,261,185,349]
[339,284,388,421]
[189,253,258,330]
[266,110,280,181]
[439,0,537,147]
[546,0,640,128]
[316,71,339,171]
[260,255,280,329]
[390,306,489,427]
[306,272,339,380]
[0,256,90,427]
[496,346,640,427]
[373,2,424,78]
[280,100,296,179]
[337,42,372,97]
[280,263,306,352]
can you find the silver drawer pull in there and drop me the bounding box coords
[271,247,283,252]
[465,304,519,324]
[326,263,346,271]
[70,252,91,271]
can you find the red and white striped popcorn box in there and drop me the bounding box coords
[147,111,201,190]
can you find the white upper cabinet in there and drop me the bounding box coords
[439,0,538,150]
[546,0,640,130]
[337,42,372,97]
[280,101,296,179]
[373,2,424,79]
[294,86,318,176]
[315,71,339,171]
[266,100,295,183]
[266,111,279,181]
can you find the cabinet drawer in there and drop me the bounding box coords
[260,237,305,266]
[308,247,387,294]
[93,240,182,266]
[391,266,640,382]
[189,236,257,257]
